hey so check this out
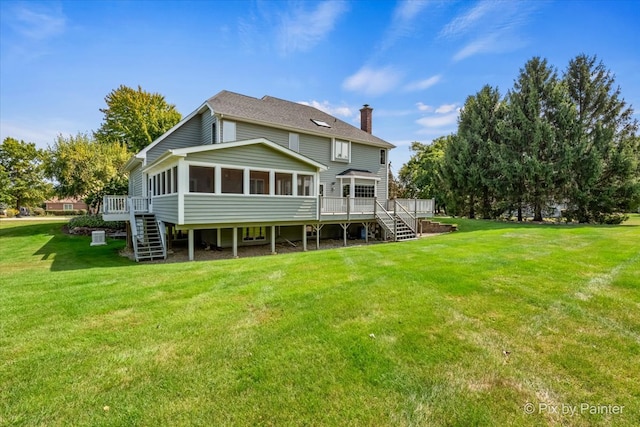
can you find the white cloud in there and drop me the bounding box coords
[416,102,434,112]
[277,0,349,55]
[404,74,442,92]
[379,0,432,51]
[416,112,459,129]
[8,3,66,40]
[435,103,458,114]
[439,0,496,39]
[343,66,402,96]
[298,100,353,118]
[439,0,539,61]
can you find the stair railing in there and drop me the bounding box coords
[375,200,396,240]
[157,219,167,259]
[128,197,140,261]
[395,201,417,235]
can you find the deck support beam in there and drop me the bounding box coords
[302,225,307,251]
[188,229,194,261]
[339,223,349,247]
[313,224,324,250]
[232,227,238,258]
[271,225,276,254]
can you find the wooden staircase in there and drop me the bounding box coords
[132,214,166,262]
[375,201,417,241]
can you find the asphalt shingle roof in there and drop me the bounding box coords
[206,90,394,149]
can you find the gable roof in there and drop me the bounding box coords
[207,91,394,149]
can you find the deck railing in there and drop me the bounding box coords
[103,196,149,215]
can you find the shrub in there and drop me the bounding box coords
[601,213,628,225]
[32,207,46,216]
[6,208,19,218]
[46,209,86,216]
[68,214,125,230]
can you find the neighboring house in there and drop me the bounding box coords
[103,90,434,261]
[45,197,88,213]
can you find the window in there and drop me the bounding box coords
[221,168,243,194]
[250,170,270,195]
[172,166,178,193]
[334,139,350,161]
[189,166,215,193]
[211,122,217,144]
[222,120,236,142]
[161,171,166,195]
[354,185,375,198]
[275,172,293,195]
[319,183,325,196]
[289,133,300,152]
[244,227,265,241]
[297,174,313,196]
[380,149,386,165]
[63,203,73,211]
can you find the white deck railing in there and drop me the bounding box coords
[392,198,435,214]
[103,196,149,215]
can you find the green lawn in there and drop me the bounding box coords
[1,217,639,426]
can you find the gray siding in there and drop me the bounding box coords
[226,121,387,199]
[129,165,143,197]
[152,194,179,224]
[147,115,201,164]
[236,122,289,146]
[183,195,317,225]
[200,112,214,145]
[186,144,317,172]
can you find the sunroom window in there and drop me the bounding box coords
[297,174,313,196]
[275,172,293,195]
[250,170,270,195]
[189,166,215,193]
[221,168,244,194]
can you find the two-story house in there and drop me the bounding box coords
[103,90,434,261]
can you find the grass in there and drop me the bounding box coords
[1,216,639,426]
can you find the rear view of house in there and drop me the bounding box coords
[103,91,434,261]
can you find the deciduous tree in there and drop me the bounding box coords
[95,85,182,152]
[0,137,52,210]
[45,133,130,212]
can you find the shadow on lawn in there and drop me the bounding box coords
[1,221,132,271]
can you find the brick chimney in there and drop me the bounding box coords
[360,104,373,134]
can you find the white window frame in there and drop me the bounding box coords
[222,120,236,143]
[63,203,73,211]
[333,139,350,162]
[289,132,300,152]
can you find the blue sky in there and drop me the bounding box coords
[1,0,639,171]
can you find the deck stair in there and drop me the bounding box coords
[375,201,417,241]
[131,213,166,262]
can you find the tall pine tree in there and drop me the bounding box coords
[563,54,640,222]
[501,57,572,221]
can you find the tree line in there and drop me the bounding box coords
[0,85,181,214]
[399,55,640,223]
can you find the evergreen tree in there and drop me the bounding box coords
[456,85,504,219]
[502,57,571,221]
[563,54,640,222]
